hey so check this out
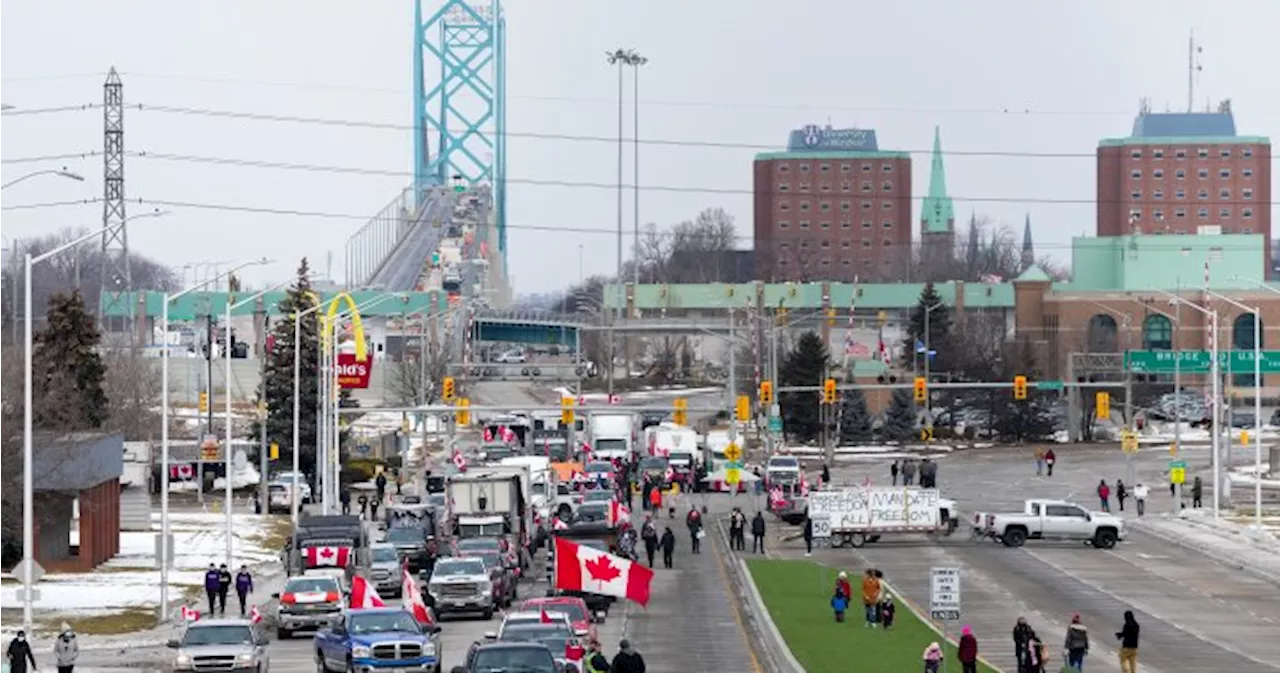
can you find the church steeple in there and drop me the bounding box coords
[920,126,955,236]
[1021,213,1035,269]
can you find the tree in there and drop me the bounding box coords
[837,386,873,445]
[901,283,954,375]
[33,291,109,430]
[992,341,1057,443]
[882,389,918,442]
[386,326,452,407]
[101,347,162,441]
[780,331,828,443]
[254,259,320,475]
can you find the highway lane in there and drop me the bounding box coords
[370,192,450,291]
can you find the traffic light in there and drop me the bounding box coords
[735,395,751,422]
[826,308,837,327]
[1096,391,1111,420]
[442,376,456,402]
[456,397,471,426]
[822,378,837,404]
[561,396,576,426]
[759,381,774,405]
[913,377,927,403]
[1013,375,1028,401]
[199,391,209,414]
[673,398,688,426]
[269,442,279,461]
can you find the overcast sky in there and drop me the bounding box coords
[3,0,1276,295]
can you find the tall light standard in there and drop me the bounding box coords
[1205,289,1263,530]
[628,51,647,288]
[606,48,641,396]
[2,167,84,190]
[160,258,267,618]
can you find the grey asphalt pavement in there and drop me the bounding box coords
[758,444,1280,673]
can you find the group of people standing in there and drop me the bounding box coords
[889,458,938,488]
[1008,611,1140,673]
[203,563,255,616]
[727,506,767,553]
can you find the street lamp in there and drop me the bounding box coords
[1127,292,1186,513]
[2,167,85,190]
[159,258,268,619]
[1205,289,1264,530]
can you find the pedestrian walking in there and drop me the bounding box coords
[204,563,221,613]
[890,460,900,486]
[1034,447,1045,476]
[802,514,813,556]
[1012,617,1034,672]
[1192,476,1203,508]
[216,563,233,615]
[957,625,979,673]
[834,571,852,600]
[1133,483,1148,516]
[659,526,676,569]
[901,458,916,486]
[922,642,943,673]
[648,484,661,513]
[861,569,881,627]
[1115,480,1127,512]
[7,631,36,673]
[583,640,611,673]
[340,488,351,515]
[375,471,388,502]
[1044,449,1056,477]
[821,463,831,485]
[919,459,938,489]
[1097,480,1111,512]
[610,638,646,673]
[1063,613,1090,671]
[1115,610,1140,673]
[358,494,369,520]
[880,595,896,629]
[641,517,658,567]
[752,511,767,554]
[235,565,254,616]
[686,506,703,554]
[394,469,403,495]
[831,591,849,622]
[370,496,381,521]
[55,624,78,673]
[729,507,746,551]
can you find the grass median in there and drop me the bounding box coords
[747,559,999,673]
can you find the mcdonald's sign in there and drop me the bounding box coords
[323,292,374,389]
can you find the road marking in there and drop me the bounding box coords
[1136,552,1170,560]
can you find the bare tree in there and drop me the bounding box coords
[101,347,163,441]
[385,340,452,406]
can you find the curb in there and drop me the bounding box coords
[714,518,805,673]
[1128,517,1280,588]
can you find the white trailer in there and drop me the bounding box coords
[807,487,958,548]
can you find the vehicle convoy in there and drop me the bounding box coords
[463,642,560,673]
[314,607,442,673]
[448,467,533,568]
[479,612,580,671]
[973,499,1125,548]
[644,422,697,458]
[806,487,959,547]
[367,543,404,597]
[500,456,554,547]
[168,617,270,673]
[424,556,495,620]
[274,575,346,639]
[287,513,366,576]
[462,549,518,608]
[589,413,637,461]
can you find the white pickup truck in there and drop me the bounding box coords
[972,499,1125,549]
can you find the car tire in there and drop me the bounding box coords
[1093,529,1118,549]
[278,628,292,640]
[1002,528,1027,547]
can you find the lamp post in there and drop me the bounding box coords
[1205,289,1263,530]
[21,218,165,633]
[1156,289,1221,519]
[1127,292,1185,512]
[2,167,84,190]
[160,258,268,618]
[629,52,647,288]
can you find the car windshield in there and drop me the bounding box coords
[502,623,573,642]
[593,438,626,454]
[283,578,338,593]
[456,538,501,553]
[582,489,614,503]
[530,602,586,622]
[433,559,485,577]
[472,645,558,673]
[545,443,569,460]
[585,462,613,474]
[371,547,399,563]
[769,457,799,469]
[182,625,255,647]
[531,482,547,496]
[348,612,421,635]
[575,504,608,521]
[639,457,667,471]
[484,446,516,460]
[385,528,422,543]
[669,453,694,466]
[470,553,502,569]
[426,494,447,508]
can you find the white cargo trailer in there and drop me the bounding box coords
[806,487,958,548]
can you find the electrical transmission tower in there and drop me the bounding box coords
[99,67,131,335]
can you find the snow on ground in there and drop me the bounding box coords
[785,444,955,457]
[1227,463,1280,489]
[1131,508,1280,581]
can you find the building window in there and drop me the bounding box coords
[861,181,872,192]
[1243,208,1254,219]
[1198,188,1209,200]
[841,240,851,248]
[841,181,852,192]
[861,201,872,211]
[882,201,893,210]
[1198,169,1209,179]
[820,163,831,172]
[820,183,832,193]
[779,201,790,211]
[798,182,810,192]
[1130,208,1142,221]
[841,201,852,211]
[1176,169,1186,180]
[841,164,852,173]
[1131,169,1142,179]
[1131,190,1142,200]
[842,259,851,267]
[882,163,893,172]
[1175,208,1186,219]
[861,163,872,173]
[800,201,810,211]
[778,164,790,173]
[1153,149,1165,159]
[820,221,831,229]
[841,220,851,229]
[1197,148,1209,158]
[1220,168,1231,179]
[778,183,790,192]
[820,259,831,267]
[861,239,871,248]
[1219,188,1230,199]
[1153,209,1164,221]
[1198,208,1209,219]
[798,220,810,229]
[820,202,831,211]
[1153,189,1164,200]
[1220,148,1232,158]
[1243,188,1253,200]
[799,163,810,173]
[1243,147,1254,158]
[1131,149,1142,159]
[778,220,789,229]
[1153,169,1164,179]
[882,181,894,192]
[861,220,871,229]
[1143,315,1174,350]
[820,240,830,248]
[882,240,892,247]
[1243,168,1254,178]
[883,220,893,228]
[1175,189,1185,200]
[1220,207,1231,219]
[1175,149,1187,159]
[778,258,788,266]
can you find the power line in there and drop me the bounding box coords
[0,198,101,211]
[0,151,101,165]
[0,103,101,116]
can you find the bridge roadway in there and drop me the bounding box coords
[764,444,1280,672]
[368,192,453,291]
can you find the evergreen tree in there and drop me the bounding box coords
[837,385,873,445]
[254,260,320,474]
[992,341,1056,442]
[901,283,954,375]
[33,291,108,430]
[779,331,828,443]
[881,389,918,442]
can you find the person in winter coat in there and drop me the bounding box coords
[583,640,611,672]
[1034,447,1046,476]
[1063,613,1089,670]
[751,511,767,554]
[204,563,221,614]
[685,506,703,554]
[375,472,388,501]
[831,591,849,622]
[821,463,831,484]
[957,625,979,673]
[922,641,943,673]
[216,563,233,615]
[861,569,881,627]
[1115,610,1140,673]
[1115,480,1128,512]
[901,459,917,485]
[7,631,36,673]
[1012,616,1034,672]
[55,624,79,673]
[880,595,896,629]
[919,459,938,488]
[235,565,254,616]
[340,488,351,515]
[610,639,645,673]
[1044,449,1056,477]
[659,526,676,568]
[834,571,852,601]
[728,507,746,551]
[648,485,662,513]
[1097,480,1111,512]
[641,517,659,567]
[1192,476,1203,508]
[1134,482,1149,516]
[890,460,900,485]
[801,515,813,556]
[1027,632,1047,673]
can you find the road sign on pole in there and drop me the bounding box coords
[929,567,961,621]
[811,515,831,538]
[1121,430,1140,455]
[1125,349,1280,374]
[13,558,45,586]
[1169,460,1188,485]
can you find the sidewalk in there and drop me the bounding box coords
[1128,510,1280,586]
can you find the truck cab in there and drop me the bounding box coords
[168,617,269,673]
[313,607,441,673]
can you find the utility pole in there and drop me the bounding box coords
[99,67,132,334]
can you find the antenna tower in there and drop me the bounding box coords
[1187,31,1203,113]
[99,67,131,334]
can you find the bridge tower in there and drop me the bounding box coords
[414,0,507,265]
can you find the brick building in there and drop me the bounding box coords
[1097,108,1273,276]
[754,125,913,282]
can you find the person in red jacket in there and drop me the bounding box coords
[958,625,979,673]
[1044,449,1056,477]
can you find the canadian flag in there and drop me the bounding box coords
[799,472,810,496]
[554,536,652,607]
[402,567,434,624]
[552,517,569,531]
[581,443,592,462]
[483,427,494,443]
[350,575,386,609]
[305,546,352,568]
[608,499,630,526]
[249,605,262,624]
[663,467,675,483]
[500,426,515,443]
[180,605,201,622]
[452,450,468,472]
[539,607,555,624]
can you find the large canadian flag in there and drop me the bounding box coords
[607,499,630,526]
[554,536,652,607]
[401,567,434,624]
[305,545,352,568]
[350,575,386,609]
